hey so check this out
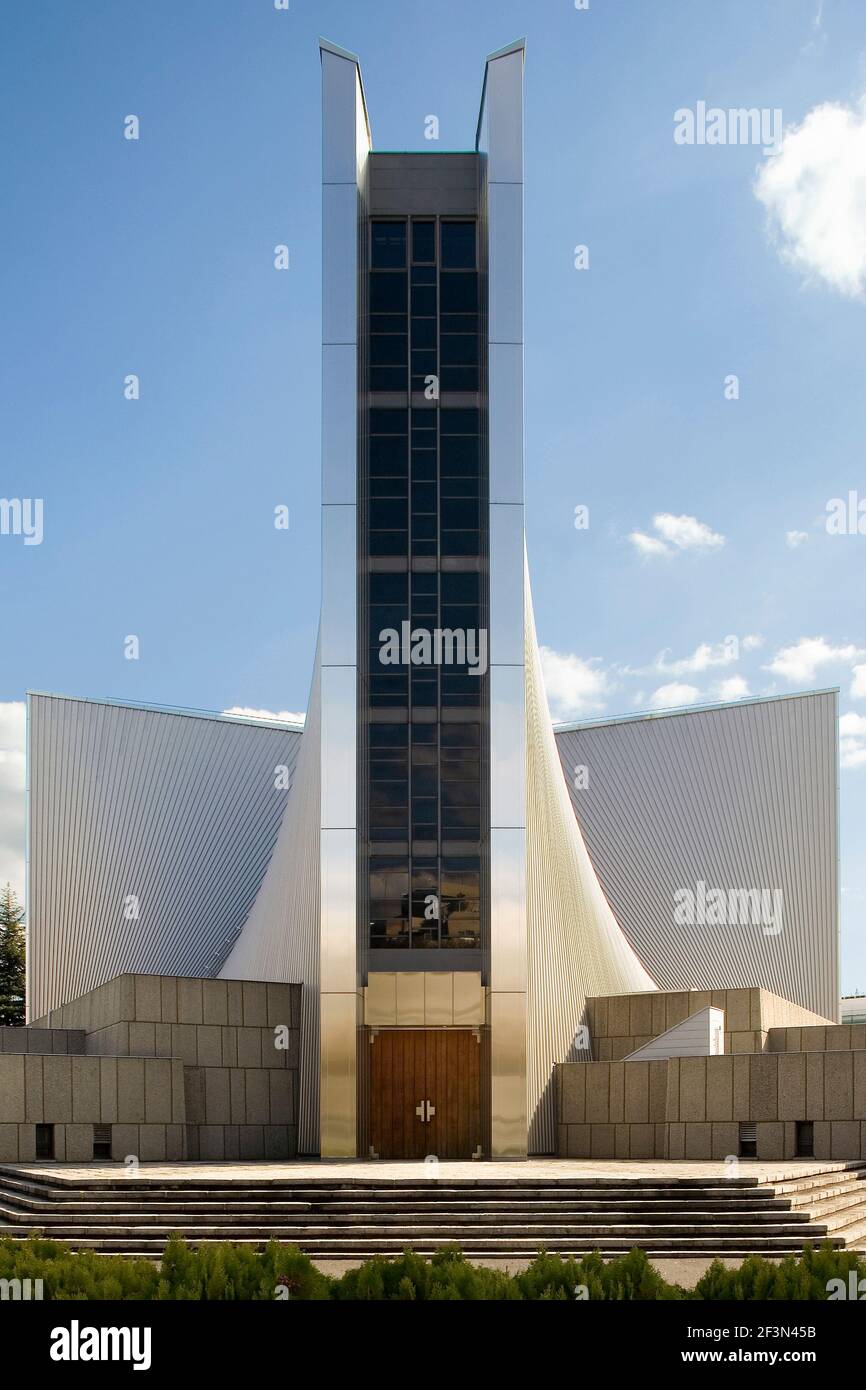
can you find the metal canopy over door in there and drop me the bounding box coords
[370,1029,481,1159]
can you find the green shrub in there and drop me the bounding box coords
[517,1248,688,1301]
[0,1235,861,1300]
[694,1243,866,1302]
[0,1236,160,1301]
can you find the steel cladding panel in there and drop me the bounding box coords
[479,41,528,1157]
[27,694,301,1022]
[553,692,839,1022]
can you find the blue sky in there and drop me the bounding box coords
[1,0,865,991]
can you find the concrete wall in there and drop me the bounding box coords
[769,1024,866,1053]
[0,1027,84,1054]
[556,1059,669,1160]
[11,975,302,1162]
[586,988,831,1061]
[557,1050,866,1161]
[0,1053,186,1161]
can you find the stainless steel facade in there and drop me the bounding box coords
[318,41,370,1157]
[26,693,301,1022]
[479,41,529,1157]
[553,690,840,1023]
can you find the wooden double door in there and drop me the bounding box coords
[370,1029,482,1160]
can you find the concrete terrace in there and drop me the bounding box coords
[5,1158,859,1184]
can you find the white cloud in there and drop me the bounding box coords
[851,665,866,699]
[786,530,809,548]
[629,513,725,559]
[716,676,751,700]
[840,711,866,769]
[629,530,671,559]
[653,513,726,551]
[652,638,739,677]
[765,636,865,684]
[0,702,26,906]
[222,706,305,725]
[743,634,764,651]
[648,682,701,710]
[755,91,866,298]
[539,647,610,721]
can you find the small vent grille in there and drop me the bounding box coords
[738,1122,757,1158]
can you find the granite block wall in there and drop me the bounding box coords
[2,975,302,1163]
[0,1052,186,1161]
[585,988,832,1062]
[557,1049,866,1160]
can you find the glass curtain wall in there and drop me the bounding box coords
[365,216,485,955]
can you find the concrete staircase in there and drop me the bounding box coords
[0,1164,864,1258]
[767,1165,866,1250]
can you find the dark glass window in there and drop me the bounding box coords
[366,217,483,949]
[370,529,408,557]
[369,723,409,750]
[411,318,436,350]
[440,272,478,312]
[411,283,437,317]
[440,222,476,268]
[370,272,407,313]
[371,573,408,604]
[441,498,479,530]
[441,723,480,750]
[370,498,408,530]
[370,335,408,367]
[369,856,409,948]
[411,861,439,946]
[411,481,437,513]
[370,438,409,477]
[440,437,478,475]
[441,573,478,605]
[370,409,409,434]
[370,473,407,499]
[411,453,436,482]
[412,220,435,263]
[441,858,480,947]
[369,671,408,709]
[372,221,407,268]
[440,334,478,367]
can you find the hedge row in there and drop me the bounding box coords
[1,1236,864,1300]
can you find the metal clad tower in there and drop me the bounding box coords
[315,40,654,1157]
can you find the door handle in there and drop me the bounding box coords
[415,1099,435,1123]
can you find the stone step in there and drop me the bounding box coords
[764,1166,866,1199]
[0,1167,778,1192]
[0,1204,813,1228]
[0,1178,789,1206]
[812,1203,866,1233]
[786,1182,866,1209]
[3,1223,828,1245]
[0,1195,800,1217]
[0,1171,775,1192]
[790,1190,866,1220]
[831,1217,866,1248]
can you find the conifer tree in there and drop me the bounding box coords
[0,883,26,1027]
